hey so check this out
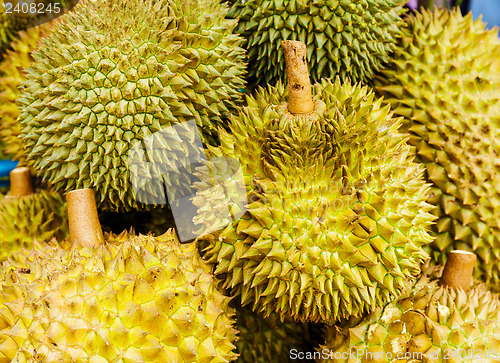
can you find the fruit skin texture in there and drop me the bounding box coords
[18,0,246,212]
[194,78,435,325]
[374,8,500,291]
[235,307,307,363]
[226,0,406,87]
[0,189,68,261]
[0,4,17,59]
[0,230,238,362]
[0,22,56,165]
[317,267,500,363]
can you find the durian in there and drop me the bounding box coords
[235,306,307,363]
[18,0,246,211]
[0,167,68,261]
[226,0,406,87]
[317,252,500,362]
[374,8,500,290]
[194,41,435,325]
[0,2,17,58]
[0,188,238,362]
[0,21,56,165]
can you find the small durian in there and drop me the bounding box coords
[0,21,56,165]
[18,0,246,211]
[374,8,500,291]
[226,0,407,87]
[0,188,238,362]
[318,251,500,362]
[0,167,68,261]
[194,41,435,325]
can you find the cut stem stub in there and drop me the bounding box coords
[9,167,34,197]
[66,188,104,248]
[281,40,314,115]
[440,250,476,290]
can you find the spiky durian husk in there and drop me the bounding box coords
[193,78,435,325]
[18,0,246,212]
[0,189,68,261]
[317,267,500,363]
[374,8,500,291]
[0,3,17,58]
[0,22,56,165]
[0,230,239,362]
[226,0,406,87]
[235,307,307,363]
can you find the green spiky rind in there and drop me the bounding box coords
[235,307,307,363]
[18,0,246,212]
[0,3,18,59]
[0,189,68,261]
[374,8,500,291]
[227,0,406,87]
[194,78,435,325]
[318,268,500,362]
[0,21,56,165]
[0,230,239,362]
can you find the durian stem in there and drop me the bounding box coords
[440,250,476,290]
[10,167,34,197]
[66,188,104,248]
[281,40,314,115]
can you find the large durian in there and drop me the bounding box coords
[226,0,406,87]
[18,0,246,211]
[194,41,435,325]
[374,8,500,291]
[0,167,68,261]
[0,188,238,362]
[317,252,500,362]
[0,21,56,165]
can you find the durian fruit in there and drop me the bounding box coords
[317,251,500,363]
[374,8,500,291]
[0,21,56,165]
[0,167,68,261]
[194,41,435,325]
[0,188,238,362]
[0,2,17,58]
[235,306,307,363]
[18,0,246,211]
[226,0,406,87]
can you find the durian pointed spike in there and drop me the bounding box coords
[66,188,104,248]
[440,250,476,290]
[281,40,314,115]
[9,167,34,197]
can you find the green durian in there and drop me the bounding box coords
[194,42,435,325]
[226,0,406,87]
[0,187,68,262]
[0,21,57,165]
[317,264,500,363]
[18,0,246,212]
[235,306,308,363]
[374,8,500,291]
[0,230,239,362]
[0,2,17,58]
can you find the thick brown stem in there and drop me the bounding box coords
[66,188,104,248]
[440,250,476,290]
[9,167,34,197]
[281,40,314,115]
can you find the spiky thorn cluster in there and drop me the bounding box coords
[227,0,406,87]
[0,21,56,165]
[374,8,500,291]
[18,0,246,211]
[318,255,500,362]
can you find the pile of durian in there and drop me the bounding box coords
[0,0,499,361]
